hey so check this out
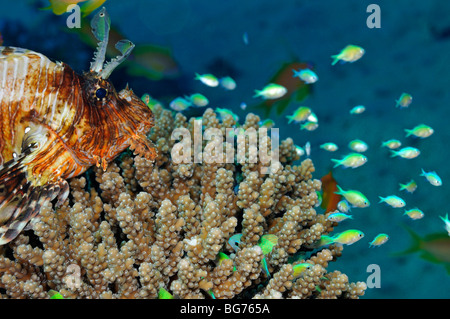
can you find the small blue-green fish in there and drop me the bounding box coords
[381,139,402,150]
[295,145,305,157]
[348,139,368,153]
[158,287,174,299]
[243,31,249,45]
[327,212,353,223]
[216,108,239,122]
[292,68,318,84]
[379,195,406,208]
[292,263,313,279]
[261,256,271,278]
[440,214,450,236]
[420,169,442,186]
[369,233,389,247]
[315,190,322,207]
[170,97,192,111]
[320,142,339,152]
[405,124,434,139]
[304,141,311,156]
[395,93,413,108]
[327,229,365,245]
[219,76,237,90]
[331,45,365,65]
[48,290,65,299]
[141,93,162,111]
[307,112,318,123]
[259,119,275,129]
[216,252,236,271]
[254,83,287,100]
[335,185,370,208]
[337,199,351,213]
[258,234,278,255]
[331,153,367,169]
[404,208,424,220]
[399,180,417,193]
[187,93,209,107]
[349,105,365,114]
[195,73,219,87]
[300,121,319,131]
[229,233,242,251]
[390,147,420,159]
[286,106,312,123]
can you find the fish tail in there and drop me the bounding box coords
[378,196,385,203]
[286,115,294,124]
[331,158,341,168]
[404,129,412,137]
[331,55,340,66]
[389,150,398,158]
[253,90,261,98]
[292,69,300,77]
[334,184,344,195]
[420,168,426,176]
[391,225,422,257]
[0,148,62,245]
[319,235,335,246]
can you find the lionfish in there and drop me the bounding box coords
[0,8,156,244]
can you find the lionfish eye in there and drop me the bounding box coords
[95,88,107,99]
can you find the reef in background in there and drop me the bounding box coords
[0,105,366,299]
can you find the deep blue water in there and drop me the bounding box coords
[1,0,450,298]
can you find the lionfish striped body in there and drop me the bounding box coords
[0,8,156,244]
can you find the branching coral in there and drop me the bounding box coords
[0,105,367,299]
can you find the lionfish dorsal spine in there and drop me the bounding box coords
[89,7,110,74]
[89,7,135,79]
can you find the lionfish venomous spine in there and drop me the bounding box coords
[0,8,156,244]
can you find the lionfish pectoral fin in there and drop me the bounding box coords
[129,135,157,161]
[0,148,61,245]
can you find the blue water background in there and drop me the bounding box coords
[1,0,449,298]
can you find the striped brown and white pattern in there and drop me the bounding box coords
[0,45,156,244]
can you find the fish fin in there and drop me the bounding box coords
[275,99,291,116]
[253,90,261,98]
[331,55,340,66]
[378,196,385,203]
[389,150,398,158]
[391,225,422,257]
[0,147,62,245]
[330,159,341,168]
[404,129,412,137]
[445,265,450,276]
[286,115,293,124]
[334,184,344,195]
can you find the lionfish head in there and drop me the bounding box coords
[81,7,156,160]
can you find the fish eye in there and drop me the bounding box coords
[95,87,107,100]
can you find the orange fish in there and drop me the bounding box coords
[320,171,342,213]
[251,61,312,118]
[395,226,450,274]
